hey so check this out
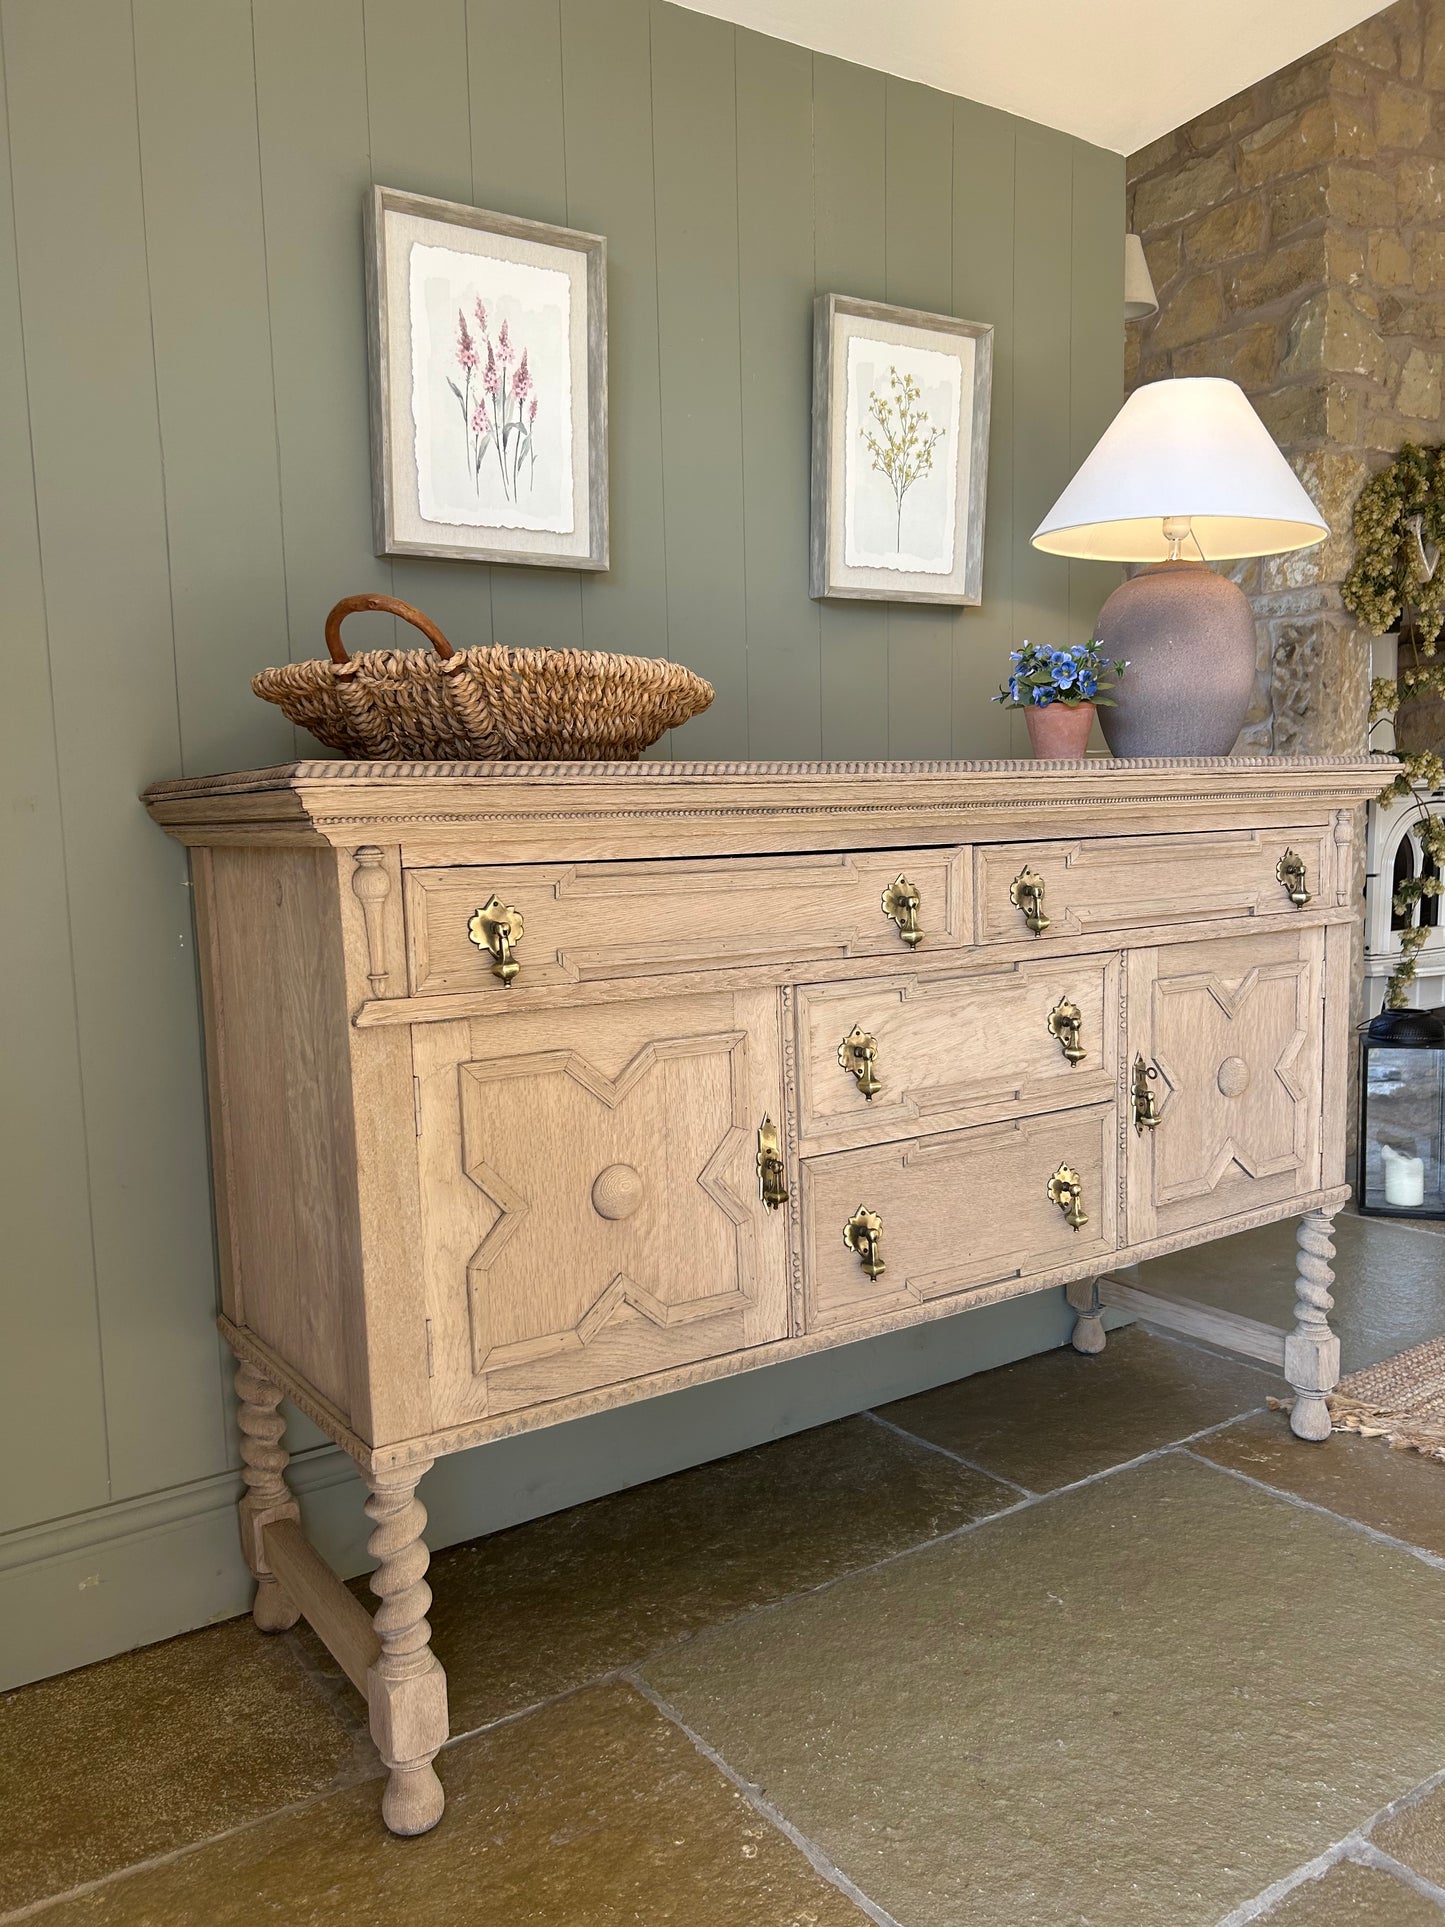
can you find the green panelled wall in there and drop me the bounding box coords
[0,0,1122,1685]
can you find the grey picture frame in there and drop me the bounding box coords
[810,292,992,606]
[365,184,608,571]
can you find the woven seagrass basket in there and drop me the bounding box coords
[253,594,714,761]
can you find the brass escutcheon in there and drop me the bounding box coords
[757,1116,788,1210]
[1047,997,1085,1065]
[1132,1054,1161,1135]
[838,1025,882,1100]
[844,1205,886,1278]
[1276,849,1311,907]
[467,895,524,987]
[1010,866,1049,935]
[1047,1165,1088,1232]
[881,875,923,949]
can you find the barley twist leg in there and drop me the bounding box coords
[365,1463,448,1836]
[235,1359,302,1632]
[1285,1211,1341,1442]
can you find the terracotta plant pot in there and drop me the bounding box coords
[1024,701,1095,759]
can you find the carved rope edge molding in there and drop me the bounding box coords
[304,792,1376,832]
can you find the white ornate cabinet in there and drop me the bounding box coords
[145,756,1381,1837]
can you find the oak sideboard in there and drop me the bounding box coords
[145,755,1383,1837]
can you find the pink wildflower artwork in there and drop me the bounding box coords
[448,298,543,505]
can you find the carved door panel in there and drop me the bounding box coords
[412,990,790,1426]
[1128,928,1324,1243]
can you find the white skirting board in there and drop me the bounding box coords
[0,1287,1125,1692]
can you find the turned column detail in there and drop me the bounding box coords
[235,1359,301,1632]
[365,1462,449,1836]
[1285,1211,1341,1442]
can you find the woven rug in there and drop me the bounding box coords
[1301,1338,1445,1461]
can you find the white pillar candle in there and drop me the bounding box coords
[1381,1143,1426,1208]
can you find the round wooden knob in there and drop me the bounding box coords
[591,1163,644,1220]
[1217,1056,1251,1097]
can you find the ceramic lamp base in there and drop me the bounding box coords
[1093,558,1257,757]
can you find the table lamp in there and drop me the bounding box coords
[1032,377,1328,756]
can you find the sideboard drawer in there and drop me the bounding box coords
[800,1103,1117,1333]
[403,847,971,995]
[975,827,1332,945]
[793,953,1118,1151]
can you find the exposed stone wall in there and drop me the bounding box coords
[1126,0,1445,755]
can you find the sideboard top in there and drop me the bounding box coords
[144,755,1393,857]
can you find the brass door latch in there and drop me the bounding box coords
[1276,849,1311,907]
[757,1116,788,1210]
[467,896,524,987]
[1132,1054,1161,1135]
[838,1026,882,1100]
[881,875,923,949]
[1047,997,1085,1065]
[844,1205,886,1278]
[1009,866,1049,935]
[1047,1165,1088,1232]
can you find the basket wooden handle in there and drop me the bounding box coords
[323,593,455,663]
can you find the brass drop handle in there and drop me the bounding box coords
[1047,1165,1088,1232]
[882,875,923,949]
[1276,849,1311,907]
[844,1205,886,1279]
[1010,866,1050,935]
[467,895,524,987]
[1132,1054,1161,1135]
[838,1026,882,1100]
[1047,997,1085,1065]
[757,1116,788,1210]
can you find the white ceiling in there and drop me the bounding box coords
[674,0,1392,153]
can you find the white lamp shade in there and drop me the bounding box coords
[1123,234,1157,320]
[1031,376,1329,563]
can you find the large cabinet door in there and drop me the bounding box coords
[1128,928,1324,1243]
[412,990,790,1426]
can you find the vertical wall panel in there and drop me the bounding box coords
[0,20,110,1530]
[735,31,819,759]
[951,102,1017,758]
[364,0,495,651]
[4,0,223,1497]
[650,2,747,757]
[813,53,889,759]
[562,0,668,672]
[254,0,395,662]
[467,0,582,652]
[1069,140,1126,647]
[1011,124,1076,754]
[133,0,293,778]
[883,76,955,759]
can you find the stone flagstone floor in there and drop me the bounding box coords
[2,1211,1443,1926]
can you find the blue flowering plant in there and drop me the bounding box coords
[992,640,1127,710]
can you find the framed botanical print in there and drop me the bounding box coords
[810,293,992,605]
[365,185,608,570]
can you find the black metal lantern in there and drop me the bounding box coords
[1357,1007,1445,1218]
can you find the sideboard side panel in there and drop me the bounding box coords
[204,848,362,1420]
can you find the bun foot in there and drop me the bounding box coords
[382,1760,445,1836]
[1072,1311,1107,1355]
[252,1573,302,1633]
[1066,1278,1106,1355]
